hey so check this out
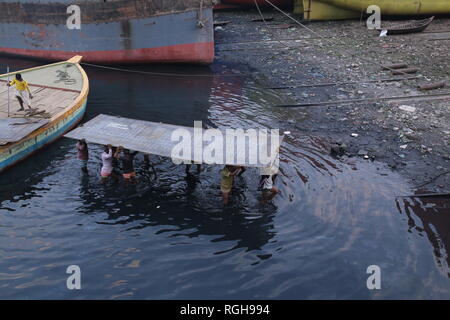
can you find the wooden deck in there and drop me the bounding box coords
[0,81,80,120]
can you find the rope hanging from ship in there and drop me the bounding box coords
[197,0,206,28]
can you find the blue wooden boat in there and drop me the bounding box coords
[0,56,89,173]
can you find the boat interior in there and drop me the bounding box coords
[0,62,83,145]
[0,62,82,121]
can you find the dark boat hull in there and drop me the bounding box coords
[0,1,214,64]
[379,17,435,35]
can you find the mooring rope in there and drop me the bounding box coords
[253,0,291,50]
[80,63,247,78]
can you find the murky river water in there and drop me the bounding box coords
[0,57,449,299]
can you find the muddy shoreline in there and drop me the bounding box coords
[214,10,450,193]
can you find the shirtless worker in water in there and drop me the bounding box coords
[7,73,34,112]
[114,146,139,183]
[76,139,89,173]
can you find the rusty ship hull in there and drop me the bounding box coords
[0,0,214,64]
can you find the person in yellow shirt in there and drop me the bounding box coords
[7,73,33,111]
[220,165,240,205]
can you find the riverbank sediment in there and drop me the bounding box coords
[214,10,450,193]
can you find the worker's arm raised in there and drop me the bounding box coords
[114,146,123,158]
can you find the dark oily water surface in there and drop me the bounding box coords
[0,57,449,299]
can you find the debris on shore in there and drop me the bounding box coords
[214,10,450,192]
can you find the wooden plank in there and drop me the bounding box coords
[418,81,446,91]
[398,193,450,198]
[0,87,76,118]
[28,90,74,113]
[392,68,419,75]
[0,118,49,144]
[382,63,408,70]
[268,76,420,90]
[274,92,450,108]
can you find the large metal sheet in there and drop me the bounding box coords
[64,114,283,168]
[0,118,49,145]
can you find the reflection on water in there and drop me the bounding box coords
[396,196,450,277]
[0,57,449,299]
[76,156,277,255]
